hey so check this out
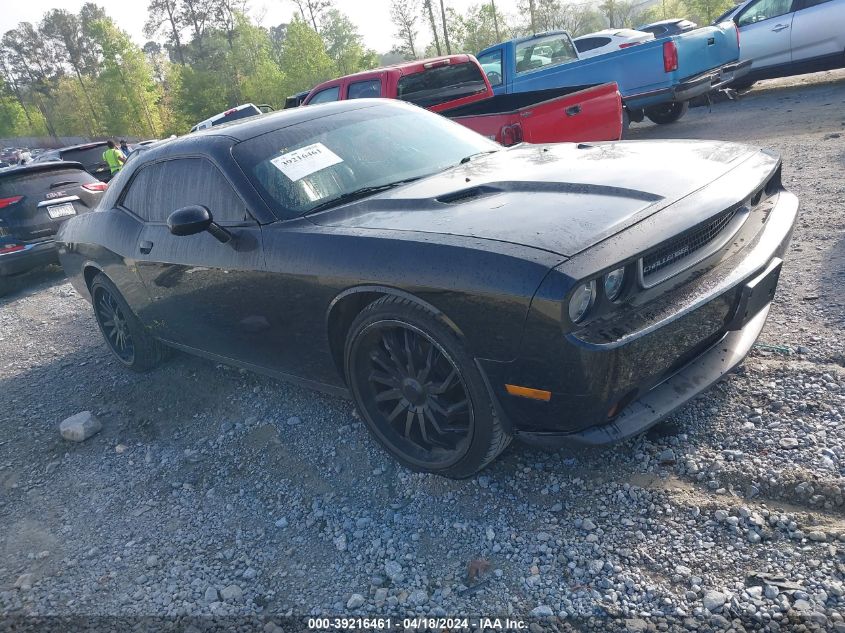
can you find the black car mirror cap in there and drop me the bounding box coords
[167,205,231,243]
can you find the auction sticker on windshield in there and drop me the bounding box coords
[270,143,343,181]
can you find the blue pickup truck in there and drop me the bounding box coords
[477,24,751,125]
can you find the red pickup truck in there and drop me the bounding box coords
[303,55,623,145]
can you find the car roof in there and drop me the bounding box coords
[56,141,109,153]
[0,160,86,179]
[185,99,387,143]
[503,31,571,46]
[575,28,647,38]
[639,18,687,27]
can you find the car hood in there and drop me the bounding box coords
[309,140,760,257]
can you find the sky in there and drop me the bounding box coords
[0,0,526,54]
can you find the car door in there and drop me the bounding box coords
[121,157,269,363]
[789,0,841,62]
[736,0,797,68]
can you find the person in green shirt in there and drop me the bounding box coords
[102,140,126,175]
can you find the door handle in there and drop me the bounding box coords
[771,23,790,31]
[139,240,153,254]
[565,104,582,116]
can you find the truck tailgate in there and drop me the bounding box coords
[447,83,622,145]
[675,22,740,80]
[516,82,622,143]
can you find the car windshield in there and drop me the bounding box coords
[233,103,499,218]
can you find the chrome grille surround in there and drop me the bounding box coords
[638,204,748,288]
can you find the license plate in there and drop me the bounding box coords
[727,258,782,330]
[47,203,76,219]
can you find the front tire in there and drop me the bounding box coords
[90,273,168,371]
[645,100,689,124]
[344,296,511,478]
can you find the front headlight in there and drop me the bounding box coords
[568,280,596,323]
[604,267,625,301]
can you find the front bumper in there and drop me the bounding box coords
[0,240,58,277]
[480,187,798,446]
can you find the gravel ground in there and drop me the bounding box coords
[1,70,844,632]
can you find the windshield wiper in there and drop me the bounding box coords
[306,177,423,214]
[459,150,498,164]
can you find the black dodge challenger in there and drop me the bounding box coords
[57,100,798,478]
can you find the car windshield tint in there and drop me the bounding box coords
[515,35,579,74]
[233,103,498,218]
[214,106,261,125]
[396,62,487,108]
[61,146,106,168]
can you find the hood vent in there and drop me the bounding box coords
[436,186,497,204]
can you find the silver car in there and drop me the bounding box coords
[715,0,845,87]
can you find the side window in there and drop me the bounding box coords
[121,158,248,224]
[798,0,831,8]
[477,50,503,86]
[737,0,794,25]
[120,166,158,220]
[348,80,382,99]
[308,86,340,104]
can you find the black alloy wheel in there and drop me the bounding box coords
[644,100,689,125]
[345,296,510,478]
[90,273,168,371]
[94,284,135,364]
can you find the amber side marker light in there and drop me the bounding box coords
[505,384,552,402]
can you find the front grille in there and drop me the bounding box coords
[641,208,737,283]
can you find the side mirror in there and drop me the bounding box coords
[167,205,231,243]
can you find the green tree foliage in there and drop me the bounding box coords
[446,4,510,53]
[390,0,420,60]
[277,17,337,93]
[321,9,378,74]
[514,0,604,37]
[88,18,164,137]
[683,0,736,24]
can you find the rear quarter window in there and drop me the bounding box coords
[348,80,382,99]
[575,36,612,52]
[396,62,487,108]
[515,35,579,73]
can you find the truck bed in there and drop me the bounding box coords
[481,22,745,112]
[442,83,622,144]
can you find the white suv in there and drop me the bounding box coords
[189,103,272,133]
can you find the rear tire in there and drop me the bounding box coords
[645,100,689,124]
[90,273,168,371]
[344,296,511,478]
[620,108,631,139]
